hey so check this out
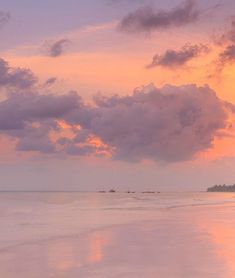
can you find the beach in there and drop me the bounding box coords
[0,192,235,278]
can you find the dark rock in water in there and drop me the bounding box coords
[207,184,235,192]
[109,189,116,193]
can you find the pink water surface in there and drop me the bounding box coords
[0,192,235,277]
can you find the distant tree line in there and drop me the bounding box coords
[207,184,235,192]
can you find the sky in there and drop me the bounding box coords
[0,0,235,191]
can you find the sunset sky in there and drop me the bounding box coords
[0,0,235,191]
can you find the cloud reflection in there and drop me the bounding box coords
[46,229,113,276]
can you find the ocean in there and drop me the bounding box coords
[0,192,235,277]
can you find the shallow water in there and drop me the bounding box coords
[0,192,235,277]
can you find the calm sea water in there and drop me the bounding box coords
[0,192,235,277]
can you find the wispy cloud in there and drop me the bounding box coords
[213,18,235,71]
[108,0,142,5]
[147,44,209,69]
[217,44,235,70]
[44,77,57,87]
[0,11,10,29]
[44,39,71,57]
[218,18,235,45]
[118,0,201,33]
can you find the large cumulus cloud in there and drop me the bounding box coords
[78,84,229,162]
[0,90,81,130]
[0,82,231,163]
[0,89,84,153]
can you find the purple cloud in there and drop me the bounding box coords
[0,90,83,153]
[0,90,81,130]
[0,11,10,29]
[108,0,142,4]
[80,84,229,162]
[147,44,209,69]
[213,19,235,71]
[44,77,57,87]
[15,122,56,153]
[219,44,235,63]
[217,18,235,45]
[226,19,235,43]
[0,58,37,89]
[0,73,232,162]
[118,0,201,33]
[45,39,71,57]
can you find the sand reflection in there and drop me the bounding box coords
[87,230,112,264]
[46,229,113,275]
[48,240,81,272]
[195,205,235,276]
